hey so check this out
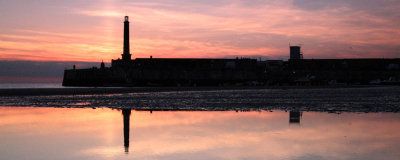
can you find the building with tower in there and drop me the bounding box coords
[63,16,263,87]
[62,16,400,87]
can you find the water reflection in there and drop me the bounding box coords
[122,109,131,153]
[121,109,305,153]
[0,107,400,160]
[289,111,302,124]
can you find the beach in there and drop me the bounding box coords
[1,86,399,112]
[0,85,389,96]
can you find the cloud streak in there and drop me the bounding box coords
[0,0,399,62]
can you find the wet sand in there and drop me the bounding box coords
[0,86,261,96]
[0,86,399,112]
[0,85,386,96]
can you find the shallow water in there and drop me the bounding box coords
[0,107,399,160]
[0,82,63,88]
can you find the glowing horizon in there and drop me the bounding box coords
[1,0,399,62]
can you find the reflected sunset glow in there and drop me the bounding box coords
[0,107,399,160]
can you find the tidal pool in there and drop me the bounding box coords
[0,107,399,160]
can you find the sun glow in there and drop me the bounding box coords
[0,0,399,62]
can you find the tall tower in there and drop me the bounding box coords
[122,16,132,61]
[290,46,302,60]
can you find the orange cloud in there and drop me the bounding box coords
[1,0,399,62]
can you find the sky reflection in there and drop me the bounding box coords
[0,107,399,160]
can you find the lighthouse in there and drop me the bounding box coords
[122,16,131,61]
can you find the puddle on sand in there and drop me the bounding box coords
[0,107,399,160]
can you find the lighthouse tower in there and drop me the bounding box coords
[122,16,132,61]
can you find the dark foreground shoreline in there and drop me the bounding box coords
[0,85,391,96]
[0,85,399,112]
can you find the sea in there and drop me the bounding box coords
[0,84,399,160]
[0,82,64,88]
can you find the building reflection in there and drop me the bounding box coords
[119,109,304,153]
[289,111,302,124]
[122,109,131,153]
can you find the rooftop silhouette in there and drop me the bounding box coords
[62,16,400,87]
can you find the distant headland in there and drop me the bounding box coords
[63,16,400,87]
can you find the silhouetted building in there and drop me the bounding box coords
[290,46,302,60]
[122,109,131,153]
[62,16,400,87]
[63,16,263,87]
[287,58,400,85]
[100,61,105,69]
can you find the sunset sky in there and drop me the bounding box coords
[0,0,400,82]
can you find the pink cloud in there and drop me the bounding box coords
[0,0,399,61]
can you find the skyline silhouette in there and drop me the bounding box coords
[61,16,400,87]
[1,0,400,83]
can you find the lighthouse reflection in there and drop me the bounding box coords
[120,109,305,153]
[122,109,131,153]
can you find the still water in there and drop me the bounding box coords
[0,107,399,160]
[0,82,63,88]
